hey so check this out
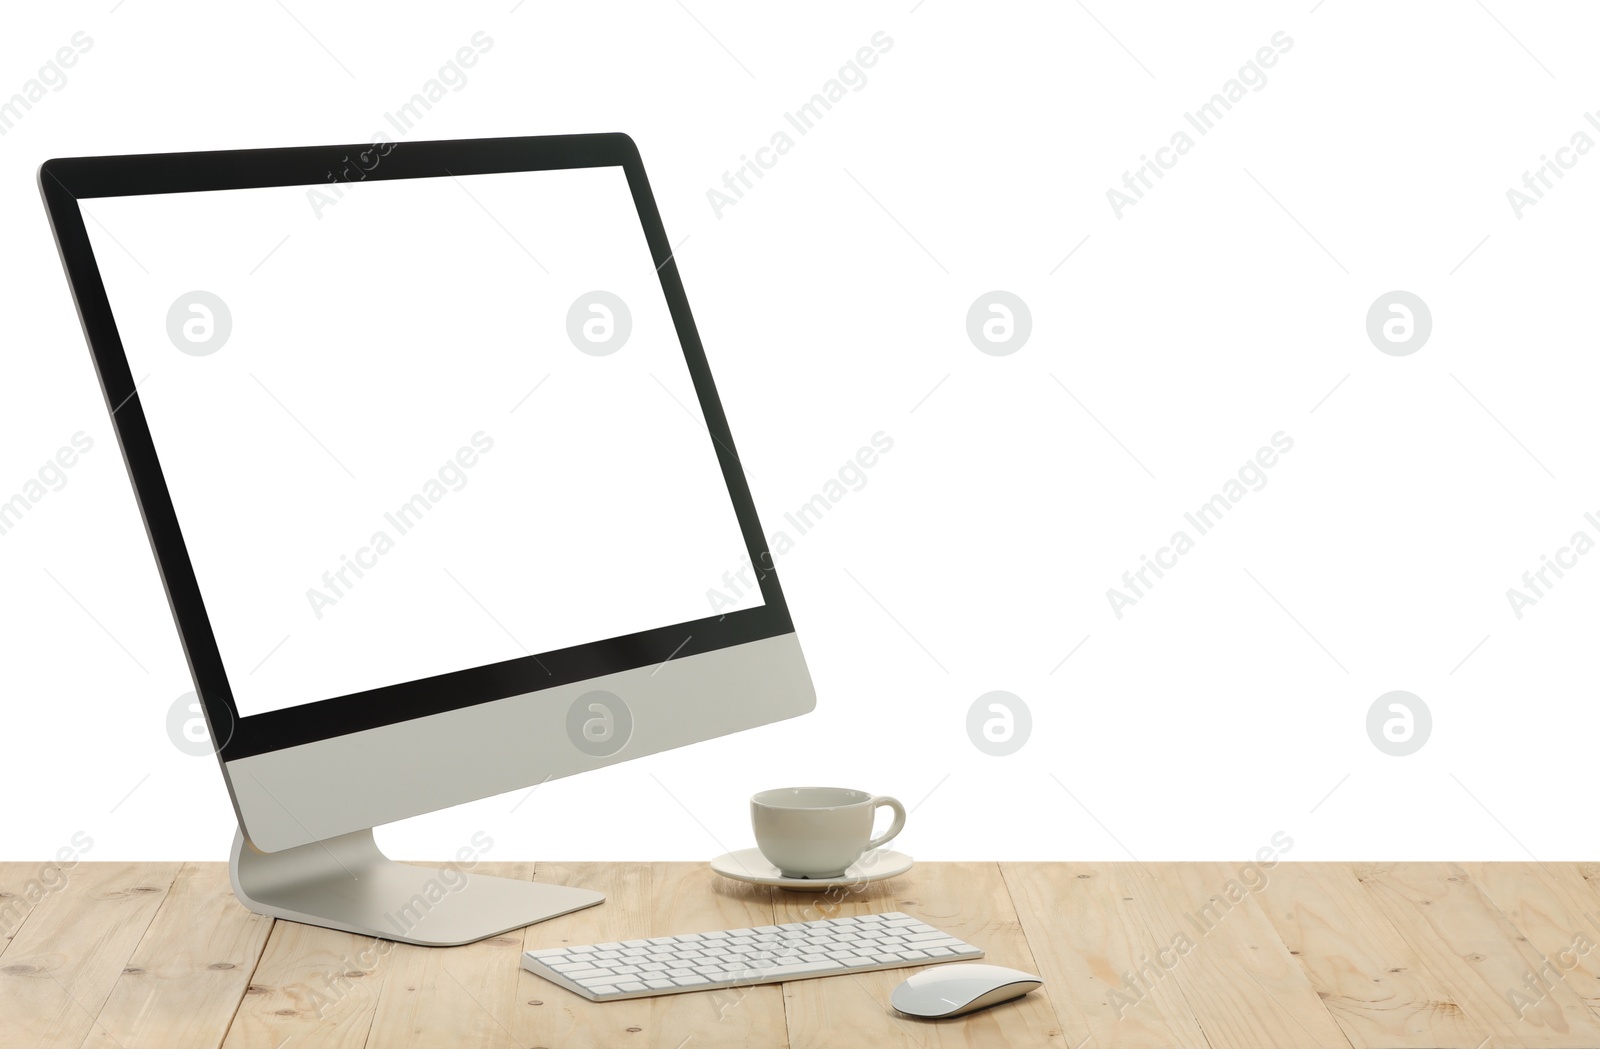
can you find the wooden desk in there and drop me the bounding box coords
[3,860,1598,1048]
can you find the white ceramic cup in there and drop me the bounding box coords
[751,786,907,879]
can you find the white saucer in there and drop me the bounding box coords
[709,847,914,891]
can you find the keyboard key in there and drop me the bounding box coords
[589,984,618,997]
[730,960,845,981]
[617,982,648,993]
[644,978,675,990]
[905,930,955,941]
[671,975,710,987]
[560,967,615,981]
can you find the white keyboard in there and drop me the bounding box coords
[521,911,984,1001]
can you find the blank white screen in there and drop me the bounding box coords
[84,166,760,718]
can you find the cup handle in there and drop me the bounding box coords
[865,796,906,851]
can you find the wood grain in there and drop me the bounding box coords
[362,861,538,1049]
[1460,863,1600,1017]
[80,861,273,1049]
[1359,862,1600,1047]
[0,862,60,954]
[10,861,1600,1048]
[1251,862,1486,1048]
[219,913,393,1049]
[1003,862,1209,1049]
[511,860,660,1047]
[0,861,181,1049]
[1123,861,1353,1049]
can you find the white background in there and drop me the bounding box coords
[3,0,1597,864]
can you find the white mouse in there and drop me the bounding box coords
[890,962,1043,1019]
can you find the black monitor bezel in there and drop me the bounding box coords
[40,133,795,762]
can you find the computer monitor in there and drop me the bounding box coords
[39,135,816,945]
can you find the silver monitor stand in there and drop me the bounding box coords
[229,828,603,947]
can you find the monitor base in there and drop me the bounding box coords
[229,827,604,946]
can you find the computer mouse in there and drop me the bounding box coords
[890,962,1043,1019]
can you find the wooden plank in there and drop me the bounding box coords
[79,861,274,1049]
[1360,862,1600,1047]
[0,861,61,953]
[1461,863,1600,1016]
[1124,861,1353,1049]
[1252,862,1487,1048]
[218,916,386,1049]
[1003,862,1209,1049]
[0,861,182,1048]
[362,861,537,1049]
[776,861,1064,1049]
[509,860,786,1049]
